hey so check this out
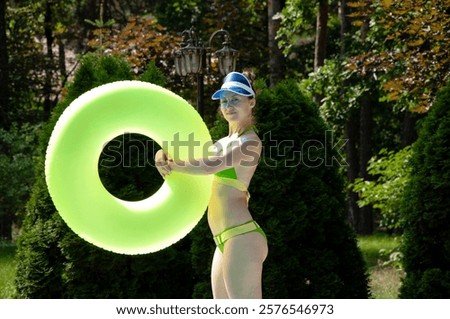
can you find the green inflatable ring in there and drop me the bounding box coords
[45,81,213,254]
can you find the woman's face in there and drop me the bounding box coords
[219,91,255,123]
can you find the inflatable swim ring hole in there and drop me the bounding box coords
[98,132,163,202]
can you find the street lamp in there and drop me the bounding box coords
[173,27,239,117]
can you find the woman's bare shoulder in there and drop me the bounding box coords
[239,130,262,147]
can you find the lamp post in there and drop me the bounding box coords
[173,27,239,117]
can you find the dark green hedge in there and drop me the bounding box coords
[400,81,450,298]
[191,80,369,298]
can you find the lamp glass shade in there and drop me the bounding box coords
[181,45,203,75]
[215,45,238,76]
[174,50,187,76]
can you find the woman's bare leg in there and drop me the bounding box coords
[211,247,229,298]
[221,232,268,298]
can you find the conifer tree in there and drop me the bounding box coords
[400,81,450,298]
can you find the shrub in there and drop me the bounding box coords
[399,80,450,298]
[352,146,412,231]
[191,80,369,298]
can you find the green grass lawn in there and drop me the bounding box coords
[1,235,403,299]
[0,241,17,298]
[357,233,405,299]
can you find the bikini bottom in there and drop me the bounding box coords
[213,220,266,253]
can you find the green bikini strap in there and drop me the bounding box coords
[238,125,258,137]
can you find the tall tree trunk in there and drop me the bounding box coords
[341,1,375,234]
[313,0,329,103]
[43,0,54,119]
[345,111,360,228]
[0,0,9,128]
[356,17,374,234]
[58,36,66,86]
[339,0,350,56]
[340,0,361,228]
[267,0,285,87]
[0,0,12,239]
[358,93,373,234]
[401,111,418,147]
[314,0,328,71]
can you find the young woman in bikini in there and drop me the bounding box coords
[155,71,267,299]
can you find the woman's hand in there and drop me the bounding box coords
[155,149,171,179]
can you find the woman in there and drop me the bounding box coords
[155,71,267,298]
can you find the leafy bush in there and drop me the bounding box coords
[399,80,450,298]
[15,53,193,298]
[352,146,412,231]
[191,80,369,298]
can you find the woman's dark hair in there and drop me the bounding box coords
[242,68,257,125]
[242,68,257,99]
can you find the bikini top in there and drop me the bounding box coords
[213,127,255,196]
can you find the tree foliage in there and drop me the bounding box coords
[88,16,180,76]
[347,0,450,112]
[277,0,316,56]
[276,1,344,78]
[301,58,369,129]
[6,2,49,122]
[5,0,82,121]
